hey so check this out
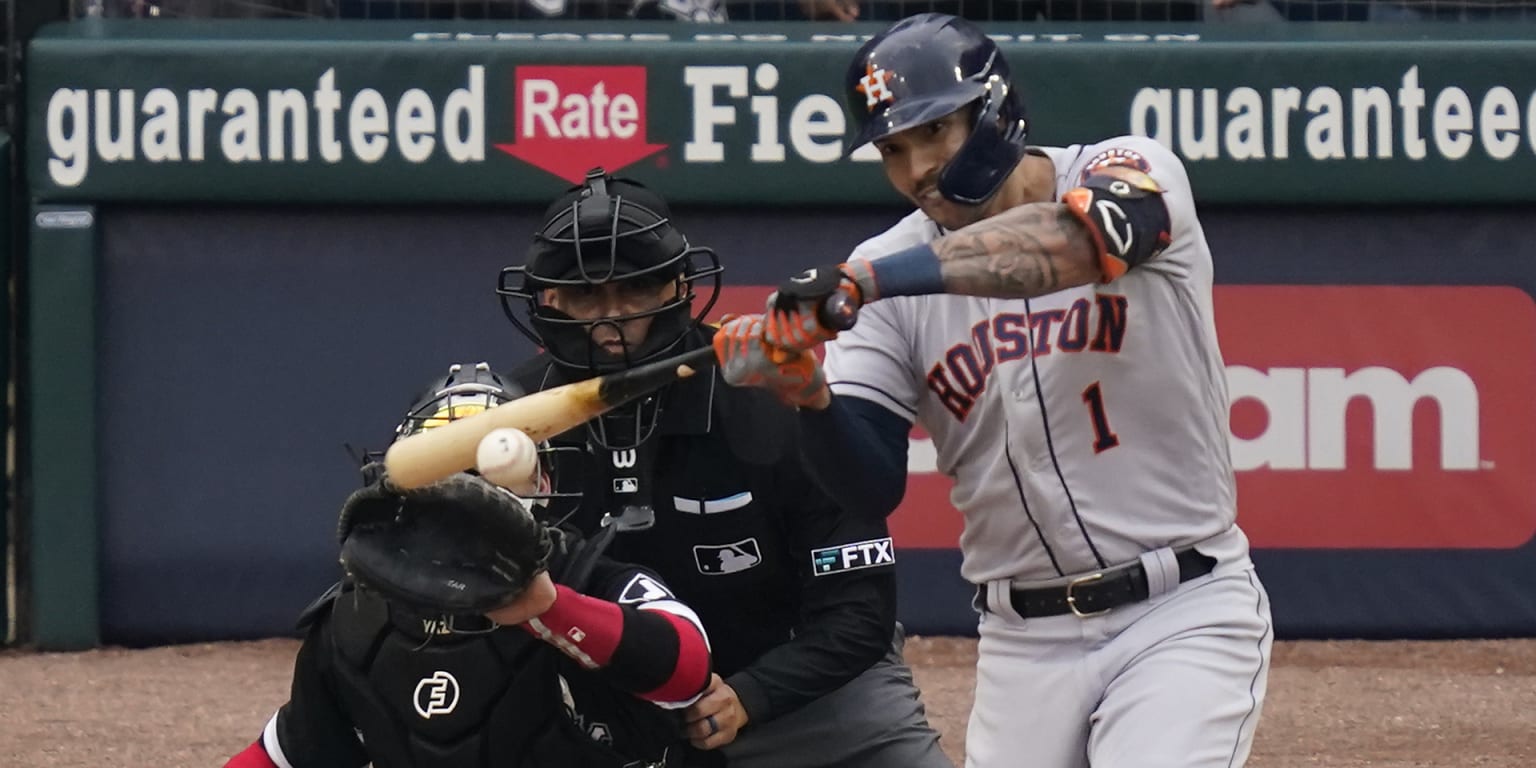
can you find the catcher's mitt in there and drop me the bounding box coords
[337,472,553,615]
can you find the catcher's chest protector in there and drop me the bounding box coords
[325,591,652,768]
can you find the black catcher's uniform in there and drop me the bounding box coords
[251,530,690,768]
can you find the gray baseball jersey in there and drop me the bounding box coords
[826,135,1272,768]
[824,135,1247,584]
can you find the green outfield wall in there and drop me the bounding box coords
[26,205,97,650]
[17,21,1536,648]
[0,131,9,645]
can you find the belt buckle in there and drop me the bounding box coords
[1066,572,1111,618]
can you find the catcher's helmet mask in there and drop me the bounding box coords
[499,168,722,450]
[382,362,584,524]
[844,13,1030,206]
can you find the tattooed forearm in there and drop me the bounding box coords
[931,203,1099,298]
[936,229,1057,294]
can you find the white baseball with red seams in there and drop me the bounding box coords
[823,135,1274,768]
[475,428,540,496]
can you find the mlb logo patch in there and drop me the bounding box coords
[693,538,762,575]
[811,537,896,576]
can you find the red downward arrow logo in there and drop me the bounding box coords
[495,66,667,183]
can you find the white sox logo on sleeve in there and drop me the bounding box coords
[617,573,674,604]
[811,537,895,575]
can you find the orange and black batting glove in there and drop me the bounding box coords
[761,261,874,353]
[1061,166,1171,283]
[713,314,831,410]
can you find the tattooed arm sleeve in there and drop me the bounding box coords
[930,202,1102,298]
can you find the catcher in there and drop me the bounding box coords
[225,363,712,768]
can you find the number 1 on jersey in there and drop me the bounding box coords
[1081,381,1120,453]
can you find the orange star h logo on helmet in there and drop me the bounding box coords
[856,64,895,111]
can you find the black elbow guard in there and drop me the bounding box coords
[1062,167,1172,282]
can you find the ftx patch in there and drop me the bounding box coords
[811,537,895,576]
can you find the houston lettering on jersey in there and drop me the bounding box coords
[887,285,1536,551]
[703,284,1536,551]
[928,294,1129,421]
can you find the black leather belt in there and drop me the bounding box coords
[975,548,1216,619]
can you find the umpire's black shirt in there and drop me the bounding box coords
[513,327,899,725]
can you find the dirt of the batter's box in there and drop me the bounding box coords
[3,637,1535,767]
[910,636,1536,767]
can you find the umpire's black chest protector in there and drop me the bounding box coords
[320,588,656,768]
[521,334,808,679]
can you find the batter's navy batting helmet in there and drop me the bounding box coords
[844,13,1030,206]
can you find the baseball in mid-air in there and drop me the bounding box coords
[476,427,540,495]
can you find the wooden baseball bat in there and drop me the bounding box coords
[384,345,717,489]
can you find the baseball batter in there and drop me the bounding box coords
[715,13,1273,768]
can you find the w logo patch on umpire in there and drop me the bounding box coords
[811,537,895,576]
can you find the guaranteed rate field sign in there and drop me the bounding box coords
[25,22,1536,206]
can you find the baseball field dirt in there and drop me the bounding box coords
[2,636,1534,767]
